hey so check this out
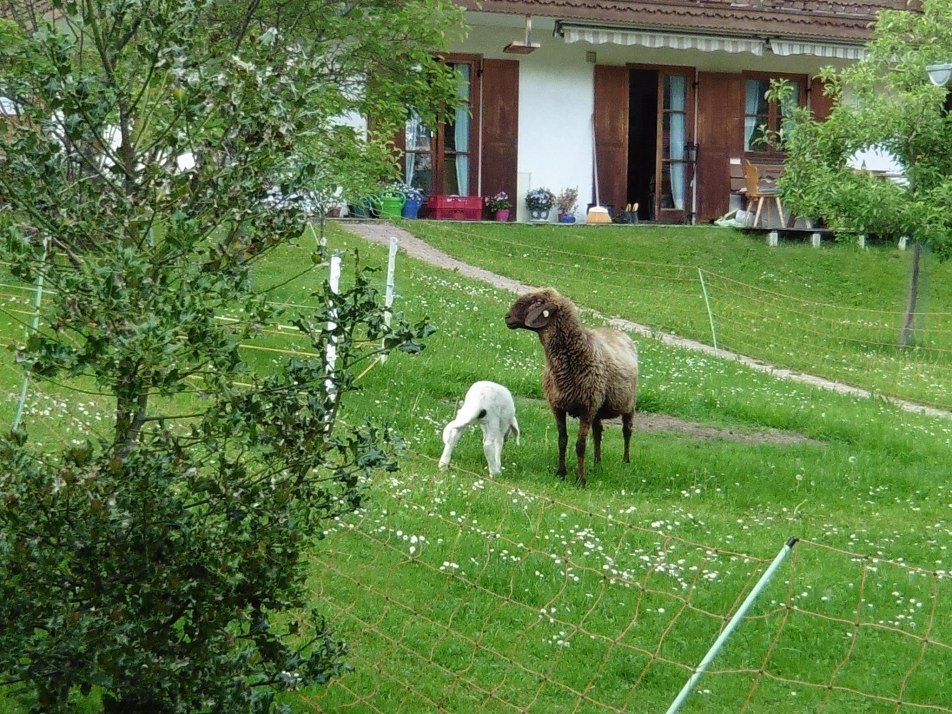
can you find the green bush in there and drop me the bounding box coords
[0,270,433,712]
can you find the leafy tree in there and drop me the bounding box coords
[0,0,456,710]
[775,0,952,345]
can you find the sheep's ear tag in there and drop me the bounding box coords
[526,303,553,328]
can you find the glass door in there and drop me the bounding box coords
[655,69,693,222]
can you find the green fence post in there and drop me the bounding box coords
[666,537,799,714]
[698,268,718,352]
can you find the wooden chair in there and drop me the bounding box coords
[742,159,786,228]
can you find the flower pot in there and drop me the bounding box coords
[494,209,510,222]
[402,197,423,219]
[529,208,550,221]
[379,195,405,220]
[558,213,576,224]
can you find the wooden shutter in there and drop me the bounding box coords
[593,65,629,214]
[810,75,834,121]
[696,72,744,222]
[480,59,519,215]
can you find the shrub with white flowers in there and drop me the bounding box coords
[525,187,555,211]
[385,182,425,202]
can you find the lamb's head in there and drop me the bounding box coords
[505,288,566,332]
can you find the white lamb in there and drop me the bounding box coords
[439,381,520,475]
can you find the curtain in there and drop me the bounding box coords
[668,75,686,211]
[454,105,469,195]
[744,80,760,150]
[405,116,417,186]
[454,66,470,195]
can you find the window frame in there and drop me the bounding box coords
[402,53,481,198]
[741,71,807,157]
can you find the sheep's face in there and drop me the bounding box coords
[505,290,560,332]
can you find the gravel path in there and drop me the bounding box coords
[338,220,950,422]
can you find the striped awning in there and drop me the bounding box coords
[561,25,766,56]
[768,39,866,60]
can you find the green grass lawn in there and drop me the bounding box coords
[1,221,950,713]
[293,223,951,713]
[396,220,952,411]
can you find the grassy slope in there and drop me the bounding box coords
[1,222,950,713]
[286,224,952,713]
[395,221,952,409]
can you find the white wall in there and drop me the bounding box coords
[459,21,595,222]
[455,14,859,222]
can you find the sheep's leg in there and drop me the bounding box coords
[439,422,465,471]
[554,409,568,479]
[622,411,634,463]
[575,420,590,487]
[483,434,503,476]
[592,419,603,464]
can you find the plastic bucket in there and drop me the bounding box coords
[379,196,405,219]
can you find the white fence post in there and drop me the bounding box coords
[325,252,342,410]
[380,236,399,364]
[12,238,49,430]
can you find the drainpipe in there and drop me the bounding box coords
[692,68,700,225]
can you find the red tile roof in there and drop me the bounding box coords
[461,0,922,42]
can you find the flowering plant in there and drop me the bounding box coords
[525,187,555,211]
[402,184,426,202]
[556,186,579,214]
[484,191,511,212]
[384,182,425,202]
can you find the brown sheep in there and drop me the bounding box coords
[505,288,638,486]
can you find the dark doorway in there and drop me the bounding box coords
[627,70,658,221]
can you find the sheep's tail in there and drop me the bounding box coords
[509,418,521,445]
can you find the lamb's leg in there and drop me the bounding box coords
[575,420,590,487]
[622,411,633,463]
[592,419,603,464]
[483,434,503,476]
[439,422,465,471]
[554,409,568,479]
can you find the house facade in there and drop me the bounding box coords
[398,0,918,223]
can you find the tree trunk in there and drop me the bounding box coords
[899,241,921,347]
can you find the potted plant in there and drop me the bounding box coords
[556,187,579,223]
[400,185,426,219]
[525,187,555,221]
[350,194,379,218]
[484,191,511,221]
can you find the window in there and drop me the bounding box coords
[404,114,433,195]
[403,57,479,196]
[743,74,804,153]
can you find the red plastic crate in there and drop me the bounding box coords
[428,195,483,221]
